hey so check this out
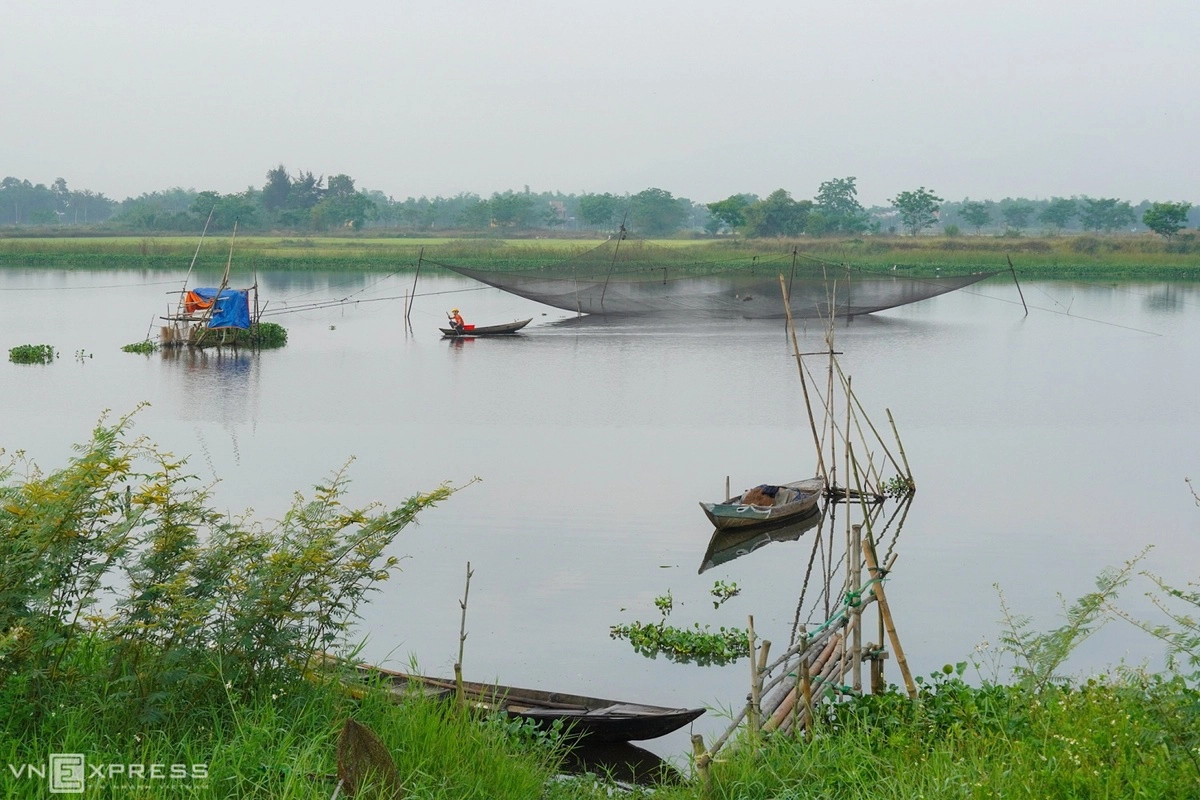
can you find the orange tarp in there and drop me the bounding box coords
[184,291,216,315]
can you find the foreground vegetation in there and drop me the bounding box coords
[2,232,1200,279]
[1,414,1197,797]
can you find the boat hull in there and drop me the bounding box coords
[359,664,704,743]
[700,477,824,531]
[440,318,532,337]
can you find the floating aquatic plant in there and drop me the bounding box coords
[8,344,56,364]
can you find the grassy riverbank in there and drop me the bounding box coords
[1,233,1198,279]
[3,415,1198,798]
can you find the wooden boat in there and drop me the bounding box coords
[699,477,824,531]
[357,663,704,743]
[439,318,532,337]
[699,505,823,573]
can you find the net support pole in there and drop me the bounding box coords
[406,248,423,323]
[1007,254,1029,316]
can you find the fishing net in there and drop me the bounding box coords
[431,233,996,319]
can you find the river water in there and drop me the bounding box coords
[1,267,1198,765]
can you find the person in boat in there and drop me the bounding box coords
[448,308,465,332]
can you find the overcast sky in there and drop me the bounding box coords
[4,0,1197,207]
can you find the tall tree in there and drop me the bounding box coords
[1001,201,1036,232]
[489,190,537,228]
[458,197,491,229]
[326,174,357,198]
[1079,197,1135,232]
[1142,201,1192,240]
[189,191,257,229]
[262,165,291,212]
[578,192,620,230]
[287,171,325,210]
[629,188,687,236]
[959,200,991,233]
[1039,197,1076,233]
[705,194,753,232]
[743,189,811,238]
[812,177,867,235]
[890,187,943,236]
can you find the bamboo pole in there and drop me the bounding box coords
[831,358,907,480]
[763,613,856,730]
[691,734,712,798]
[406,248,423,322]
[779,275,830,487]
[1007,254,1029,316]
[851,523,863,694]
[886,408,914,484]
[799,639,813,739]
[862,535,916,698]
[747,616,760,735]
[763,629,843,733]
[779,646,845,736]
[454,561,473,708]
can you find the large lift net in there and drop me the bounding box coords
[432,233,996,319]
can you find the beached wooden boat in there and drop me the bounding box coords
[358,663,704,743]
[699,477,824,531]
[439,318,532,337]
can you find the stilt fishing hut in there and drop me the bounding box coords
[158,218,280,349]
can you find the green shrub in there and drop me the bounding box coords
[0,407,456,725]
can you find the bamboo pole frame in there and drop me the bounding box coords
[862,535,916,698]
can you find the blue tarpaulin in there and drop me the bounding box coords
[189,288,251,330]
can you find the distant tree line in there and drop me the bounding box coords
[1,171,1196,240]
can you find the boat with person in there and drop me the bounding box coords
[439,318,532,337]
[699,477,824,531]
[355,662,705,743]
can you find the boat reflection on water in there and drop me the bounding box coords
[559,741,684,787]
[698,506,824,574]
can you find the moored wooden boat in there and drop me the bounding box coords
[439,318,532,337]
[357,662,704,743]
[699,477,824,531]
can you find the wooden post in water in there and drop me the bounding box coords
[862,535,916,698]
[406,248,423,323]
[1007,254,1029,316]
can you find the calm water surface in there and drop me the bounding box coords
[2,268,1198,763]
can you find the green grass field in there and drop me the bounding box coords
[1,232,1198,279]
